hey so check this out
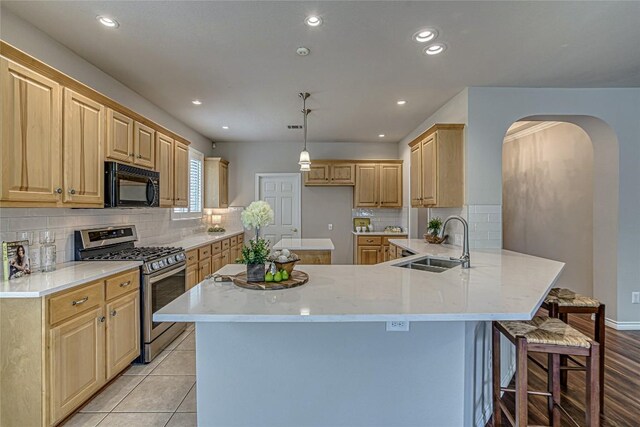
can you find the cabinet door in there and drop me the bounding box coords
[221,249,230,266]
[133,122,155,168]
[198,258,212,282]
[174,141,189,207]
[421,134,437,206]
[212,253,223,273]
[330,164,355,185]
[410,144,422,207]
[1,58,62,203]
[304,164,330,185]
[49,307,105,424]
[106,109,133,163]
[379,163,402,207]
[156,133,174,207]
[220,161,229,207]
[357,246,380,265]
[186,265,198,290]
[354,164,378,207]
[383,245,390,262]
[105,291,140,380]
[63,89,104,206]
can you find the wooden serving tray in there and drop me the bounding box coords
[233,271,309,290]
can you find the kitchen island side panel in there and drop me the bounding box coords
[196,321,466,427]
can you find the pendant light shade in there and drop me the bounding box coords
[298,92,311,171]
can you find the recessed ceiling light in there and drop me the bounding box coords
[413,28,437,43]
[192,100,202,105]
[296,46,311,56]
[378,134,385,138]
[305,15,323,27]
[96,16,119,28]
[397,100,407,105]
[424,43,446,55]
[222,126,229,130]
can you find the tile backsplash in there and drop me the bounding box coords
[351,208,408,232]
[0,207,243,272]
[421,205,502,249]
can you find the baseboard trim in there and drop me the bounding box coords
[605,317,640,331]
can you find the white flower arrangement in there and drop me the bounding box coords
[241,201,274,230]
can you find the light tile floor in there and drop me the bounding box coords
[64,324,197,427]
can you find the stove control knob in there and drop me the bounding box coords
[167,256,175,264]
[177,253,186,262]
[152,262,159,271]
[159,260,166,268]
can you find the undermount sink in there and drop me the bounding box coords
[394,256,462,273]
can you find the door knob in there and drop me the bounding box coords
[292,228,298,232]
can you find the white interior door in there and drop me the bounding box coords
[255,174,301,248]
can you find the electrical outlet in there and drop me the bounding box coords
[632,292,640,304]
[328,224,333,230]
[386,321,410,332]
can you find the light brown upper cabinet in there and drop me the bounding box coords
[408,124,464,208]
[155,132,174,207]
[304,161,355,186]
[63,88,105,206]
[106,109,134,163]
[354,162,403,208]
[174,141,189,207]
[0,58,62,205]
[133,122,155,168]
[204,157,229,208]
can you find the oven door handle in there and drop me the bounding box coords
[148,264,186,284]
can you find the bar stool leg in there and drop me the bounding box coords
[559,312,569,386]
[586,342,601,426]
[515,337,528,427]
[492,323,502,427]
[548,353,561,426]
[595,304,606,414]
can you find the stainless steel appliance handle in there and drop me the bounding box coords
[148,264,186,284]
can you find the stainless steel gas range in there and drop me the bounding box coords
[74,225,187,362]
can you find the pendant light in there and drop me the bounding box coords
[298,92,311,171]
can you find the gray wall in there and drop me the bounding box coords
[503,122,594,296]
[212,141,399,264]
[0,8,213,155]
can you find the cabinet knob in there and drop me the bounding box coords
[129,153,134,157]
[110,310,117,317]
[68,188,76,195]
[99,316,106,323]
[137,154,142,158]
[55,187,63,194]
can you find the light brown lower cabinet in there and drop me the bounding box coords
[186,265,198,290]
[296,250,332,265]
[184,234,245,289]
[198,258,212,282]
[354,235,407,265]
[0,268,140,427]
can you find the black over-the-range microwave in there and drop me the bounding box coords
[104,161,160,208]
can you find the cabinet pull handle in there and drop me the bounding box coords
[111,310,117,317]
[99,316,106,323]
[119,281,131,288]
[188,256,195,261]
[72,296,89,306]
[366,239,373,243]
[55,187,63,194]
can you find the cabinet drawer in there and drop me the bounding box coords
[230,236,238,246]
[238,234,244,244]
[357,236,382,246]
[199,245,212,260]
[382,235,406,245]
[186,249,198,266]
[106,270,139,301]
[222,239,230,250]
[49,281,104,325]
[211,241,222,254]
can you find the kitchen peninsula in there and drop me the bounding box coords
[155,243,564,426]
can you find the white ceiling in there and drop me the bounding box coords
[3,1,639,143]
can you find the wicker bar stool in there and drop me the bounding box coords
[493,316,600,427]
[542,288,605,413]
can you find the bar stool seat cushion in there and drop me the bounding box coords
[544,288,600,307]
[499,316,592,348]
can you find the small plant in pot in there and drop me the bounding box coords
[425,217,447,244]
[237,238,270,282]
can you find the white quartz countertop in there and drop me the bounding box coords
[164,229,244,250]
[273,238,335,251]
[0,261,142,298]
[351,231,407,236]
[155,242,565,323]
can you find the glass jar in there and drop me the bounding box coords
[39,231,56,272]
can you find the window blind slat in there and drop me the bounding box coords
[173,148,204,219]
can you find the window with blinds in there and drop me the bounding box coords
[172,148,204,219]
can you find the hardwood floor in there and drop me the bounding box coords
[494,311,640,426]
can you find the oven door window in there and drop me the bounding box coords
[151,268,186,329]
[118,175,155,206]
